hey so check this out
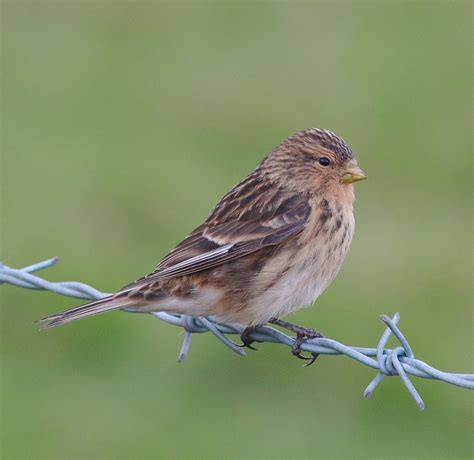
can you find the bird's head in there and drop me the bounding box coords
[263,128,366,197]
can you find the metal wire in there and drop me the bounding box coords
[2,257,473,410]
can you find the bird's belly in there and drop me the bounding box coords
[260,259,330,320]
[243,234,352,326]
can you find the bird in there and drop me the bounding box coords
[39,128,366,361]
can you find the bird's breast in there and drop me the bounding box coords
[244,201,355,325]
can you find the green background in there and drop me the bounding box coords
[1,1,472,459]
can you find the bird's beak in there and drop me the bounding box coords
[341,165,367,184]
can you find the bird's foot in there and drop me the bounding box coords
[269,318,323,366]
[238,326,259,350]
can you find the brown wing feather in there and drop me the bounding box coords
[120,174,310,291]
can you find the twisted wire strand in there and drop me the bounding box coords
[1,257,473,410]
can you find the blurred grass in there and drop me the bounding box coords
[1,1,472,459]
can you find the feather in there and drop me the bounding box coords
[119,190,311,291]
[37,295,133,329]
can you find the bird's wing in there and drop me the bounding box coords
[120,187,310,291]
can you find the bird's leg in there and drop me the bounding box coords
[239,326,259,350]
[269,318,323,366]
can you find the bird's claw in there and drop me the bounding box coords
[291,331,321,367]
[293,351,318,364]
[268,318,323,367]
[238,327,259,350]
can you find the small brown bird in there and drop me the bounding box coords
[39,128,366,358]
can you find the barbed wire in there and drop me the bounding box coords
[1,257,473,410]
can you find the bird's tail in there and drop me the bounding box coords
[37,295,134,330]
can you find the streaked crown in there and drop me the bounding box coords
[293,128,354,160]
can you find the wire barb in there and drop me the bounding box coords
[2,258,473,410]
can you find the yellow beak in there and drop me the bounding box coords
[341,165,367,184]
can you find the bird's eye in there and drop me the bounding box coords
[318,157,331,166]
